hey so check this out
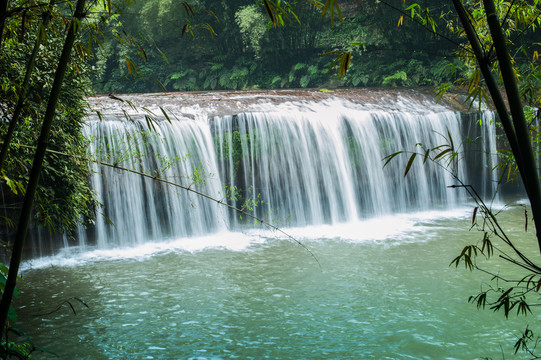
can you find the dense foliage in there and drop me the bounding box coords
[90,0,461,94]
[0,3,96,246]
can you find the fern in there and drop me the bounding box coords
[382,70,407,86]
[219,72,230,87]
[308,65,318,76]
[210,63,224,72]
[300,75,310,88]
[271,75,282,87]
[293,62,306,72]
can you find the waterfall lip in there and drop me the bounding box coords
[86,88,457,120]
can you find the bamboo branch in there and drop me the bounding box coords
[483,0,541,254]
[1,143,321,269]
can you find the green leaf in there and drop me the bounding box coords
[7,327,25,337]
[404,153,417,176]
[382,151,403,168]
[433,148,452,161]
[422,148,430,163]
[144,115,157,132]
[0,263,9,276]
[160,107,172,123]
[153,78,167,93]
[447,129,454,151]
[338,52,351,78]
[263,0,276,27]
[320,0,343,25]
[8,305,18,323]
[472,207,478,225]
[308,0,324,9]
[182,2,195,17]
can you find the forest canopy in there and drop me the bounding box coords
[91,0,463,93]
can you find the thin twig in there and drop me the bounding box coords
[2,142,322,269]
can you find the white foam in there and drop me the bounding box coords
[21,230,263,270]
[246,208,472,243]
[22,208,474,270]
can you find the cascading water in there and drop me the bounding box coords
[66,90,499,252]
[83,113,227,248]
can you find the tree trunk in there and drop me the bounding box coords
[482,0,541,253]
[452,0,541,253]
[0,0,8,47]
[0,8,52,171]
[0,0,87,335]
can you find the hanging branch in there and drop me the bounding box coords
[4,143,322,269]
[0,0,7,48]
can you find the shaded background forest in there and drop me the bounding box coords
[91,0,462,94]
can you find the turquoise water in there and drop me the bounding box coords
[15,206,539,359]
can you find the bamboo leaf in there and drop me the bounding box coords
[203,9,220,22]
[326,55,341,74]
[153,78,167,93]
[95,110,104,122]
[125,58,137,75]
[144,114,157,132]
[434,148,452,160]
[321,0,331,20]
[404,153,417,176]
[263,0,276,27]
[334,0,343,23]
[321,50,344,55]
[422,148,430,163]
[182,2,195,17]
[160,106,172,123]
[338,52,351,78]
[157,47,170,65]
[67,301,77,315]
[33,347,58,356]
[447,129,454,151]
[383,151,403,167]
[289,6,301,25]
[142,107,156,117]
[308,0,324,9]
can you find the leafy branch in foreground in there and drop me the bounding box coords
[94,157,320,268]
[181,1,219,38]
[0,0,88,339]
[11,143,321,270]
[384,128,541,357]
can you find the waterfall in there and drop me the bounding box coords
[71,91,498,251]
[83,113,227,248]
